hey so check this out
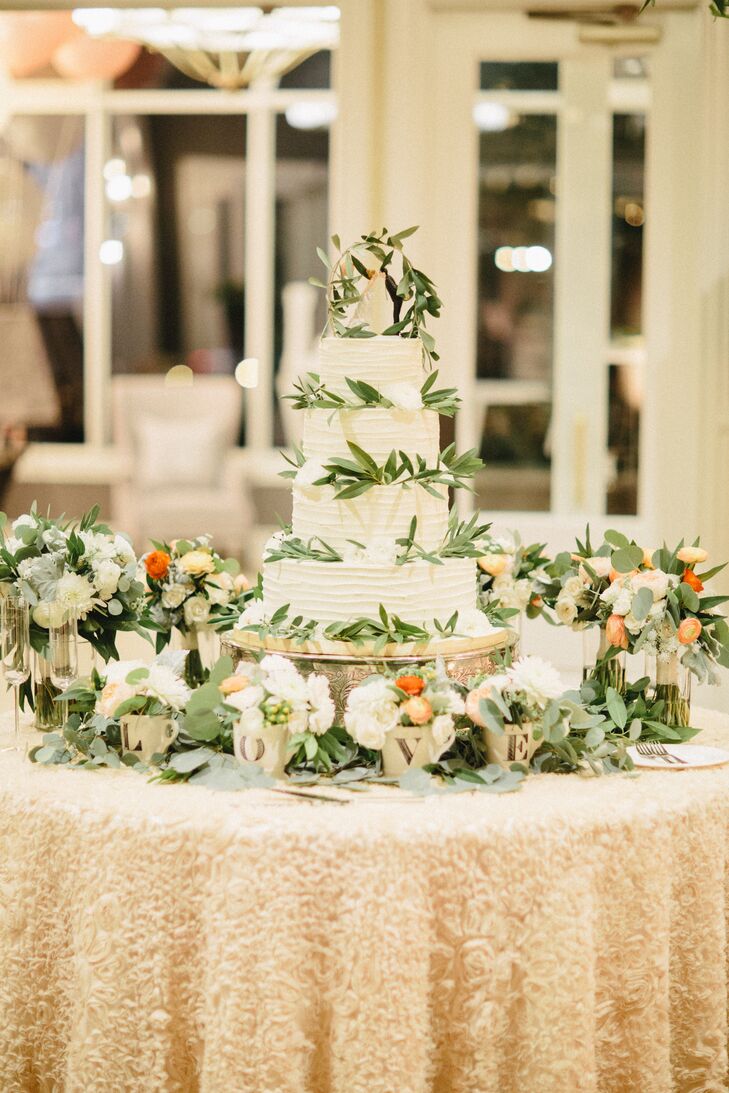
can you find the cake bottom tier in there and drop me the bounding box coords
[262,556,478,627]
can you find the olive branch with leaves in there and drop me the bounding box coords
[309,226,443,364]
[284,369,460,418]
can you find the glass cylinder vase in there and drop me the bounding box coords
[582,625,626,692]
[180,627,206,688]
[646,652,692,728]
[34,653,63,730]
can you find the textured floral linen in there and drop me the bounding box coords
[2,711,729,1093]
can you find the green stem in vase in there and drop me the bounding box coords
[34,673,62,730]
[654,683,691,728]
[584,656,626,692]
[184,647,207,688]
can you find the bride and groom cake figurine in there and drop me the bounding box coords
[230,227,512,676]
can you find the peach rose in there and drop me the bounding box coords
[677,546,708,566]
[219,675,250,696]
[682,568,704,593]
[605,613,629,650]
[642,548,656,569]
[395,674,425,696]
[478,553,508,577]
[465,684,491,727]
[631,568,670,602]
[678,617,702,645]
[403,696,433,725]
[234,573,251,595]
[610,567,638,584]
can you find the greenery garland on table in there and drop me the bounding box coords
[310,226,443,364]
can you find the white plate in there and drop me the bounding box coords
[628,744,729,770]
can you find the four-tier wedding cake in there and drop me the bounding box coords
[235,227,504,654]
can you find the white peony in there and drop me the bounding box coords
[555,596,577,625]
[183,595,211,628]
[93,559,122,600]
[144,664,191,710]
[431,713,456,747]
[293,459,328,497]
[455,608,497,637]
[344,676,400,749]
[55,573,100,620]
[306,673,335,735]
[260,654,298,677]
[12,514,35,532]
[238,601,266,628]
[508,656,563,706]
[379,382,423,411]
[225,683,264,713]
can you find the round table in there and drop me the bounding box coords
[2,711,729,1093]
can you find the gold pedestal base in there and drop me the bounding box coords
[222,628,517,720]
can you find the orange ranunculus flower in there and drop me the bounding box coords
[530,594,543,609]
[682,568,704,593]
[605,613,629,650]
[403,696,433,725]
[678,617,702,645]
[677,546,708,566]
[395,674,425,696]
[145,550,171,580]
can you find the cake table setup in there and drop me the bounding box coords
[2,229,729,1092]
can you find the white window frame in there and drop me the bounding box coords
[7,76,336,485]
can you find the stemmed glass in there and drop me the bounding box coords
[1,592,31,752]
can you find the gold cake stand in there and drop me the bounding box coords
[222,628,518,720]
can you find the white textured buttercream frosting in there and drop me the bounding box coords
[292,482,449,549]
[262,556,477,626]
[301,407,440,465]
[318,335,424,393]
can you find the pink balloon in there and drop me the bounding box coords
[0,12,75,78]
[52,35,140,81]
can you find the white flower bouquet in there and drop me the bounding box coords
[344,661,465,774]
[0,505,145,661]
[465,656,566,766]
[96,653,191,720]
[140,535,251,685]
[598,540,729,724]
[478,531,550,622]
[219,654,336,775]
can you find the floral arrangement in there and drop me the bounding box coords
[477,531,550,621]
[140,535,251,684]
[465,656,565,738]
[219,654,338,768]
[344,661,465,751]
[0,505,145,661]
[96,653,191,719]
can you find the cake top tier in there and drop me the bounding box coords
[318,334,425,390]
[311,226,442,365]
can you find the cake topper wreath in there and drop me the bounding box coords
[309,226,443,363]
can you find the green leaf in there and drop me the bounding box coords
[611,545,644,573]
[168,747,216,773]
[605,686,627,730]
[632,586,654,622]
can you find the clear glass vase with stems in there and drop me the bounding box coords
[646,651,692,727]
[582,624,626,692]
[180,626,207,688]
[34,652,63,730]
[1,592,31,751]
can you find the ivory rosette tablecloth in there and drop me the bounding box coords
[2,712,729,1092]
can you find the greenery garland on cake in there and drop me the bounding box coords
[285,369,461,417]
[310,226,443,363]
